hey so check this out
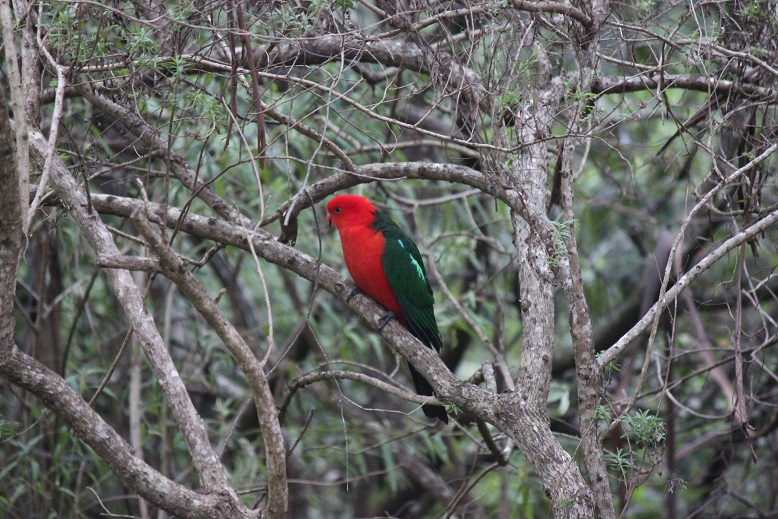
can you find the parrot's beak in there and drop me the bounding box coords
[326,213,332,227]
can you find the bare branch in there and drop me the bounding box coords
[96,254,160,272]
[265,162,541,232]
[26,127,235,496]
[263,35,492,113]
[0,2,30,232]
[132,211,288,519]
[0,347,258,518]
[279,369,444,422]
[597,204,778,369]
[27,11,68,229]
[593,74,776,100]
[555,2,615,514]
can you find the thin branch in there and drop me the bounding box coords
[27,14,68,229]
[597,204,778,368]
[96,254,160,271]
[509,0,592,28]
[264,162,537,232]
[381,1,592,34]
[233,0,266,168]
[476,419,509,465]
[132,210,288,519]
[278,369,444,422]
[555,8,614,512]
[87,328,133,407]
[593,73,776,100]
[733,240,758,462]
[263,34,492,113]
[26,127,234,495]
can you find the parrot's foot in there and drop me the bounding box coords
[378,311,396,330]
[347,286,364,302]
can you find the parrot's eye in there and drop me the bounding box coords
[334,207,341,213]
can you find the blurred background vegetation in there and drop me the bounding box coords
[1,0,777,517]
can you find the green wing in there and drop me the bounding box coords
[373,211,443,352]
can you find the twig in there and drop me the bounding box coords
[278,369,444,422]
[733,241,758,462]
[132,210,288,519]
[28,17,68,229]
[597,201,778,368]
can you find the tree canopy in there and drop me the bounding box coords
[1,0,777,518]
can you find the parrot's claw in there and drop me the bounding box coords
[378,311,396,330]
[347,286,364,302]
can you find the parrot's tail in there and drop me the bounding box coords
[408,363,448,423]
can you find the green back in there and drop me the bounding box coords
[372,211,443,351]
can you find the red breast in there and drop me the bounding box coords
[327,195,405,321]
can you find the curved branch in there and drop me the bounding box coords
[263,161,534,228]
[132,213,288,519]
[0,347,257,519]
[263,35,492,113]
[596,204,778,368]
[87,191,596,516]
[86,192,484,410]
[279,369,444,422]
[509,0,592,28]
[373,1,592,36]
[28,18,68,229]
[26,128,234,495]
[593,74,777,100]
[598,141,778,371]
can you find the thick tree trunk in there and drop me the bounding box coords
[505,71,596,516]
[0,85,22,358]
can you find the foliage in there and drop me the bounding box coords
[1,0,777,518]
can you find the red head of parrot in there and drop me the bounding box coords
[326,194,404,321]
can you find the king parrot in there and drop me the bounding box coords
[326,194,448,423]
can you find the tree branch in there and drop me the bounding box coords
[131,210,288,519]
[556,1,615,514]
[263,35,492,114]
[593,74,776,100]
[0,1,30,232]
[26,128,236,496]
[0,84,255,519]
[28,15,68,229]
[80,145,593,519]
[0,69,23,364]
[263,161,547,242]
[0,346,257,519]
[597,204,778,368]
[507,67,595,512]
[278,369,444,422]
